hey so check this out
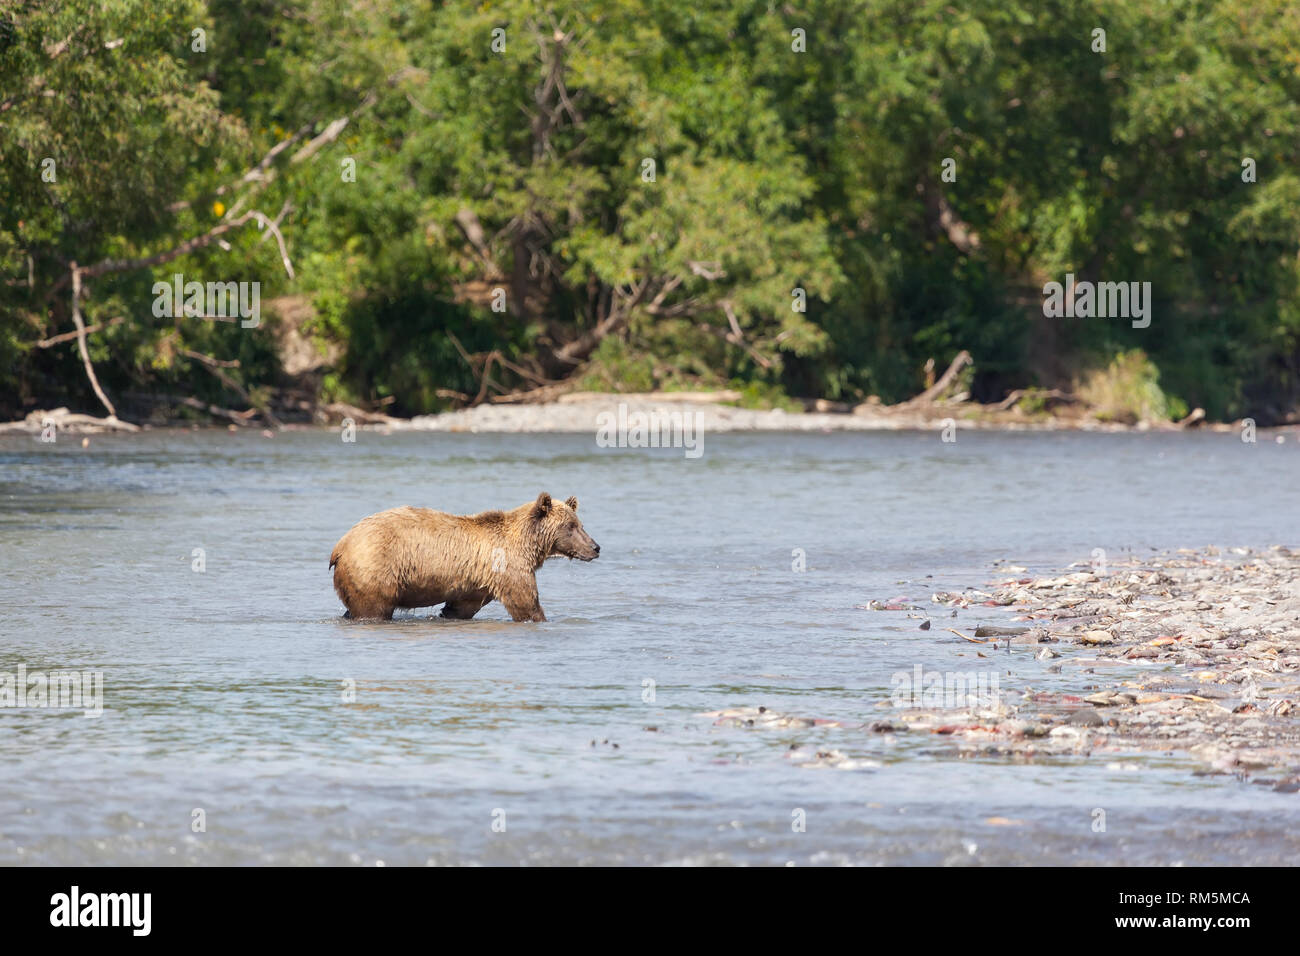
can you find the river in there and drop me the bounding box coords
[1,428,1297,864]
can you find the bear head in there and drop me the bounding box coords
[531,492,600,562]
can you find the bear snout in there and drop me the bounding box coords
[568,534,599,561]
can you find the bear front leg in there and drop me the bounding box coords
[498,576,545,622]
[504,600,546,623]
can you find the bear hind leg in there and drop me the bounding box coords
[334,561,397,620]
[441,593,491,620]
[347,600,395,620]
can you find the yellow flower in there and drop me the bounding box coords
[213,201,225,217]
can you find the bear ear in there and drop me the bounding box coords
[565,496,578,512]
[531,492,553,520]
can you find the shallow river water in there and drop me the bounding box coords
[1,428,1298,865]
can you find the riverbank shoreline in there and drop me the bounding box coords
[0,395,1274,437]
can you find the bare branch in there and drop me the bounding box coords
[181,348,284,428]
[405,91,439,118]
[167,125,313,213]
[36,315,125,348]
[291,115,351,165]
[68,264,119,419]
[719,301,772,369]
[647,275,684,312]
[50,208,293,294]
[256,200,293,245]
[688,260,726,280]
[178,348,240,369]
[551,275,652,366]
[251,209,296,280]
[454,207,500,273]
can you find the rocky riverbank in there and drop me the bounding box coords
[387,392,1239,434]
[703,547,1300,786]
[911,547,1300,784]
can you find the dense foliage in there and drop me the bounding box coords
[2,0,1298,422]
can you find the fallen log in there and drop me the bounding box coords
[898,350,972,407]
[993,387,1081,412]
[488,381,580,405]
[0,407,140,435]
[320,401,403,425]
[555,389,742,405]
[178,397,259,425]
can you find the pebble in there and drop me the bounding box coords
[1080,630,1116,645]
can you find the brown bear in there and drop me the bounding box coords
[329,492,599,622]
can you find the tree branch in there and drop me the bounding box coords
[49,208,293,297]
[68,264,118,419]
[36,315,125,348]
[181,348,284,428]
